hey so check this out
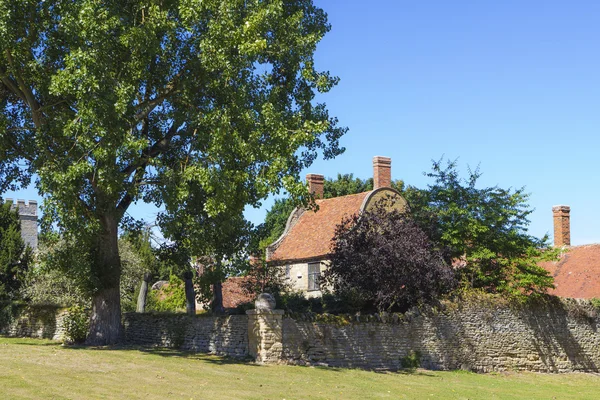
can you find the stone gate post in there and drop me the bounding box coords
[246,294,284,363]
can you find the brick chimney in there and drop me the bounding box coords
[306,174,324,199]
[553,205,571,247]
[373,156,392,189]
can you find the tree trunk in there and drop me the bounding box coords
[184,271,196,316]
[136,272,152,313]
[86,214,122,345]
[211,281,225,315]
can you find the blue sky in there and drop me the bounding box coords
[6,1,600,245]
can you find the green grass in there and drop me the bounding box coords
[1,337,599,399]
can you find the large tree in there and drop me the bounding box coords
[0,0,345,344]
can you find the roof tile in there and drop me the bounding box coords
[540,244,600,299]
[269,191,370,262]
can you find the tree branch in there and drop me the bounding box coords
[4,49,43,128]
[134,71,183,122]
[117,123,180,214]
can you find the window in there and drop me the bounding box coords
[285,265,291,280]
[308,262,321,291]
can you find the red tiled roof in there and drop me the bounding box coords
[540,244,600,299]
[269,191,370,263]
[222,277,255,308]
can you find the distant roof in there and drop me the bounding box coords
[540,244,600,299]
[222,277,254,308]
[268,191,371,263]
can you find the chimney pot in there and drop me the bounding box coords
[552,205,571,247]
[306,174,324,199]
[373,156,392,189]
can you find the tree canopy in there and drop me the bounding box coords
[0,0,344,343]
[404,159,556,295]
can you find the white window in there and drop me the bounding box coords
[308,262,321,291]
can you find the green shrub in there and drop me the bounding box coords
[400,351,422,370]
[0,301,23,330]
[62,305,89,343]
[146,276,186,313]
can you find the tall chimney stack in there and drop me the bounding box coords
[373,156,392,189]
[553,205,571,247]
[306,174,324,199]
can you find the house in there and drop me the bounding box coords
[266,156,408,297]
[4,199,38,250]
[540,205,600,299]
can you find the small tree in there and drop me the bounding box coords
[324,198,456,312]
[0,200,31,301]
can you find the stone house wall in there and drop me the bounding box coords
[284,261,329,298]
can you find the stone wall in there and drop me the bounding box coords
[4,298,600,373]
[122,313,248,357]
[282,299,600,372]
[0,305,67,341]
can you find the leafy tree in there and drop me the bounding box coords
[0,0,344,343]
[0,200,31,301]
[404,158,556,296]
[324,197,456,312]
[323,173,374,198]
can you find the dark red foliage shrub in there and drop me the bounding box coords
[324,198,456,312]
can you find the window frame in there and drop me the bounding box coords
[307,262,321,292]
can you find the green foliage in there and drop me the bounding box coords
[0,301,22,330]
[119,231,166,312]
[147,276,187,313]
[0,200,31,301]
[276,290,367,314]
[20,234,92,306]
[590,298,600,309]
[249,199,297,254]
[0,0,344,340]
[400,351,422,370]
[62,305,89,344]
[404,158,556,296]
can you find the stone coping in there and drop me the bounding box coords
[246,309,284,315]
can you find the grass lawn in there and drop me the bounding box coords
[1,337,599,399]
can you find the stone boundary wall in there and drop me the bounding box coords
[282,299,600,372]
[122,313,248,358]
[4,299,600,373]
[0,305,67,341]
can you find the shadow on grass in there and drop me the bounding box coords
[4,341,62,347]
